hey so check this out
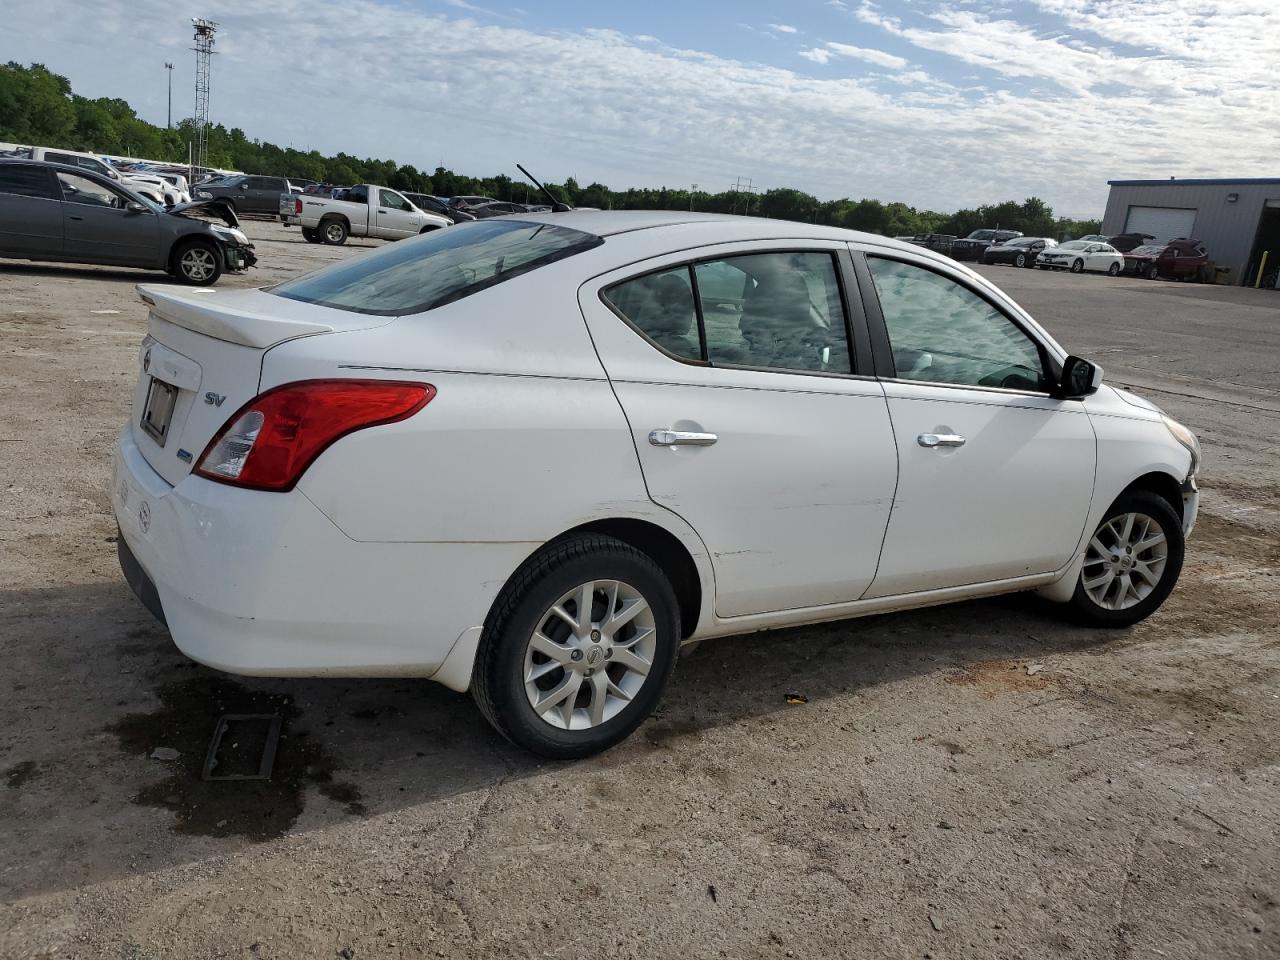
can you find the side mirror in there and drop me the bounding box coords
[1059,355,1102,399]
[125,201,149,214]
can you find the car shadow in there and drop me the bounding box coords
[0,576,1110,901]
[0,260,172,284]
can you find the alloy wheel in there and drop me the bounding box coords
[325,223,345,243]
[523,579,656,730]
[180,247,216,281]
[1016,254,1026,267]
[1080,512,1169,611]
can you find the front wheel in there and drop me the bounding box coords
[172,240,223,286]
[1070,258,1084,274]
[1147,265,1160,280]
[1038,264,1050,270]
[471,534,681,759]
[1015,253,1027,268]
[1069,490,1184,628]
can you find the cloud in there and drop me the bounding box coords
[826,41,907,69]
[767,23,798,34]
[4,0,1278,216]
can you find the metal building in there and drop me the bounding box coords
[1101,178,1280,287]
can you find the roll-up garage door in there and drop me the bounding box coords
[1124,206,1197,243]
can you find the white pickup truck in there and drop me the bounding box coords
[280,184,451,245]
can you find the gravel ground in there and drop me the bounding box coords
[1,223,1278,960]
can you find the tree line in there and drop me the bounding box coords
[1,62,1101,239]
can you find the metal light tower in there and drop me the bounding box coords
[164,62,174,129]
[191,18,218,173]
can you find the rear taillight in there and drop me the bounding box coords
[294,198,303,215]
[195,379,434,491]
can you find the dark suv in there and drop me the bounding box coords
[950,228,1023,262]
[196,174,298,215]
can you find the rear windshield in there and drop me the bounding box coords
[271,219,603,316]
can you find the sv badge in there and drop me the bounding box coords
[204,391,227,407]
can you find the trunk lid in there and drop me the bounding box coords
[129,284,394,486]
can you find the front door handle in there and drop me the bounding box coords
[918,433,966,448]
[649,429,717,447]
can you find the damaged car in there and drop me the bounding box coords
[0,159,256,285]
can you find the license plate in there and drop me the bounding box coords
[141,377,179,447]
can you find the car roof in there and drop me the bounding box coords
[0,157,105,175]
[508,209,938,249]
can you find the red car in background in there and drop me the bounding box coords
[1124,239,1210,281]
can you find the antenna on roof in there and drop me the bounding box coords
[516,163,572,212]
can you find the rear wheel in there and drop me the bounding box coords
[301,226,320,244]
[1147,264,1160,280]
[1069,490,1184,628]
[1108,262,1120,276]
[1015,253,1027,268]
[471,534,681,759]
[1070,258,1084,274]
[320,218,348,245]
[172,239,223,286]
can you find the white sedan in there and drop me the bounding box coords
[113,212,1200,757]
[1037,239,1125,275]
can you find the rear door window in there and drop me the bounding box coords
[272,219,603,315]
[0,165,56,199]
[698,252,850,373]
[603,251,853,374]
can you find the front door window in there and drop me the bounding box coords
[866,257,1046,392]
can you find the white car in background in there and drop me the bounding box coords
[1038,239,1125,275]
[113,212,1200,758]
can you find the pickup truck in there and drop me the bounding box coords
[280,184,452,245]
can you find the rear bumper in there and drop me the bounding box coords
[111,426,522,679]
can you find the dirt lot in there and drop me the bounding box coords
[2,223,1278,960]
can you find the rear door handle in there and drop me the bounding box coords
[649,429,717,447]
[918,433,966,448]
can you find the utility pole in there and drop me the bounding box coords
[191,18,218,174]
[729,176,755,215]
[164,62,174,129]
[690,183,698,211]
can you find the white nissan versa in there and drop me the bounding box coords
[113,212,1200,758]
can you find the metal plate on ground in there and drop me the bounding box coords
[201,714,282,782]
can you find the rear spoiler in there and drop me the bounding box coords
[137,285,335,349]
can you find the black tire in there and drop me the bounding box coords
[320,218,348,245]
[472,534,681,759]
[172,239,223,286]
[301,226,321,244]
[1068,489,1185,628]
[1015,253,1027,268]
[1147,265,1160,280]
[1038,264,1050,270]
[1108,262,1120,276]
[1070,258,1084,274]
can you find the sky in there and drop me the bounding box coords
[6,0,1278,217]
